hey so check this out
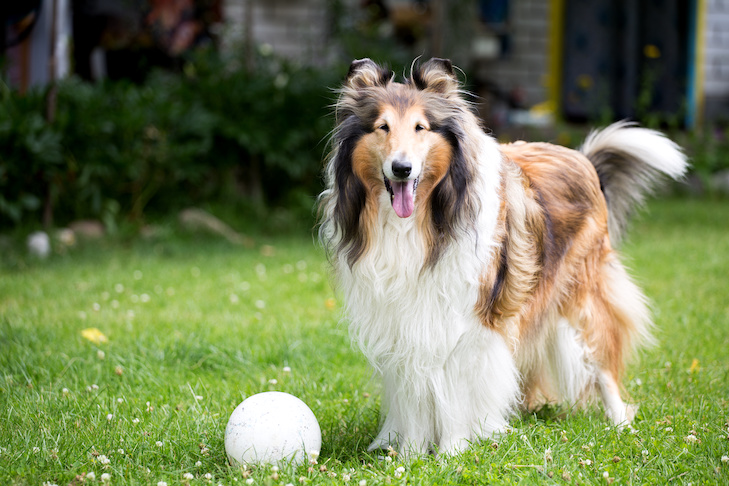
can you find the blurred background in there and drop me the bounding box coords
[1,0,728,234]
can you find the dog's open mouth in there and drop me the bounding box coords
[384,175,419,218]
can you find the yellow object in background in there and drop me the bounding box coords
[81,328,109,344]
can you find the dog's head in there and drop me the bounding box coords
[326,58,477,266]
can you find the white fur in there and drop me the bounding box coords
[545,318,596,404]
[328,130,514,456]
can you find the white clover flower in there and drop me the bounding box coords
[98,455,110,465]
[283,366,291,373]
[603,471,609,479]
[106,414,113,421]
[665,427,674,432]
[62,388,70,395]
[91,384,99,391]
[721,455,729,463]
[685,434,698,443]
[117,398,124,404]
[97,350,106,360]
[642,449,649,456]
[246,479,254,485]
[86,472,96,481]
[157,482,167,486]
[101,472,111,482]
[394,466,405,479]
[342,474,351,482]
[32,447,40,453]
[156,441,163,447]
[195,461,202,467]
[204,473,213,480]
[195,395,203,401]
[117,449,124,455]
[132,418,140,424]
[268,379,278,385]
[183,472,194,480]
[359,480,367,486]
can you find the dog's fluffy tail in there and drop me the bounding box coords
[580,121,688,244]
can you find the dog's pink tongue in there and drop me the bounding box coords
[391,179,415,218]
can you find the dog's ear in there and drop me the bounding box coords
[345,58,393,89]
[411,58,459,95]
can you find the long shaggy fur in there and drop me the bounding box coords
[318,58,688,457]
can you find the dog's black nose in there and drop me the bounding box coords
[391,160,412,179]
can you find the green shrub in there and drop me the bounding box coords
[0,48,342,230]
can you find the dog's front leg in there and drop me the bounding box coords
[436,326,520,456]
[368,370,437,458]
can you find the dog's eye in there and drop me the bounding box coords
[415,124,425,132]
[378,124,389,133]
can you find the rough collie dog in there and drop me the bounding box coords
[317,58,687,456]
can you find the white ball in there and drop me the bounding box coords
[27,231,51,259]
[225,392,321,466]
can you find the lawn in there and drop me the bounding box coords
[1,198,728,485]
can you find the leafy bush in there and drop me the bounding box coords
[0,48,342,230]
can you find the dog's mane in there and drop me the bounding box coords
[320,58,482,268]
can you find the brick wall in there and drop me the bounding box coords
[222,0,334,65]
[704,0,729,118]
[472,0,551,109]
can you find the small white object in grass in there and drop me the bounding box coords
[27,231,51,258]
[721,455,728,463]
[225,392,321,466]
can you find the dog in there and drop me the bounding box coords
[317,58,687,456]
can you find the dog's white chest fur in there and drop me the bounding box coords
[332,157,519,455]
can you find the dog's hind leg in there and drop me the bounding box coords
[597,368,637,426]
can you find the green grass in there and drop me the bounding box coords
[1,198,728,485]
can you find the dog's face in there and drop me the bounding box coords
[363,94,454,218]
[330,58,477,266]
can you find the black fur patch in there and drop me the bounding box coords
[426,118,474,267]
[333,115,369,266]
[485,234,509,316]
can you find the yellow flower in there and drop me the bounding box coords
[81,328,108,344]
